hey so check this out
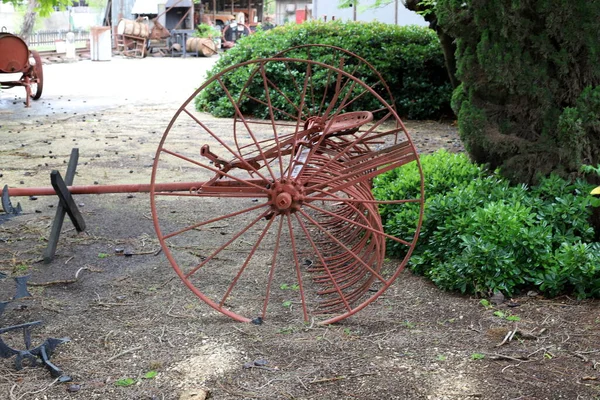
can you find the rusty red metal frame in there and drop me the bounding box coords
[0,33,43,107]
[4,46,425,325]
[148,51,425,324]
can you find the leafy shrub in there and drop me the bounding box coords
[373,150,600,298]
[195,21,452,120]
[194,24,221,39]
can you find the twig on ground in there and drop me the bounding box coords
[10,384,18,400]
[297,376,309,391]
[497,330,513,347]
[106,346,143,362]
[309,372,376,384]
[158,276,176,289]
[310,376,345,384]
[483,353,530,363]
[16,377,60,400]
[232,325,252,336]
[527,347,550,358]
[166,304,193,319]
[94,302,139,307]
[362,328,397,339]
[157,326,166,344]
[216,382,260,398]
[571,352,588,362]
[27,266,91,286]
[104,330,114,348]
[497,326,545,347]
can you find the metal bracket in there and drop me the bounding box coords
[0,324,70,377]
[13,274,32,299]
[0,279,70,378]
[1,184,21,216]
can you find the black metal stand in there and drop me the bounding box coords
[44,148,86,264]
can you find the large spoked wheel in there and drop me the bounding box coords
[151,56,424,324]
[29,50,43,100]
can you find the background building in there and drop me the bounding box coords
[311,0,427,26]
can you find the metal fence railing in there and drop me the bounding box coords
[29,30,90,48]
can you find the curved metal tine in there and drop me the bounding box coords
[304,198,413,248]
[291,87,388,184]
[293,213,352,313]
[308,188,422,205]
[298,208,389,286]
[298,112,394,184]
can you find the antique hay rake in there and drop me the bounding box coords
[3,45,424,324]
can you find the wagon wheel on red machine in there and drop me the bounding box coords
[28,50,43,100]
[151,54,425,324]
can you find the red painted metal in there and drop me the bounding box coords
[0,33,44,107]
[4,46,425,325]
[149,47,425,325]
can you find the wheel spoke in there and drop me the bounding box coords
[261,216,285,319]
[181,108,271,181]
[285,214,309,321]
[219,214,277,308]
[183,208,272,280]
[258,64,286,178]
[162,202,268,240]
[217,77,278,181]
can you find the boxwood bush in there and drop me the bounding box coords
[373,150,600,299]
[195,21,452,120]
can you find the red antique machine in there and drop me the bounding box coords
[2,45,425,324]
[0,32,43,107]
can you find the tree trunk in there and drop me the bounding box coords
[403,0,459,89]
[19,0,39,45]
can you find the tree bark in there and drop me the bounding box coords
[19,0,39,45]
[403,0,459,89]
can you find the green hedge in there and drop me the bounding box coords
[373,150,600,299]
[195,21,452,120]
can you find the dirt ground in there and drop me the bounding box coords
[1,57,599,400]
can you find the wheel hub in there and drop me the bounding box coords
[268,179,304,214]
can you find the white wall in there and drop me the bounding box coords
[0,3,18,33]
[313,0,428,26]
[274,1,312,25]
